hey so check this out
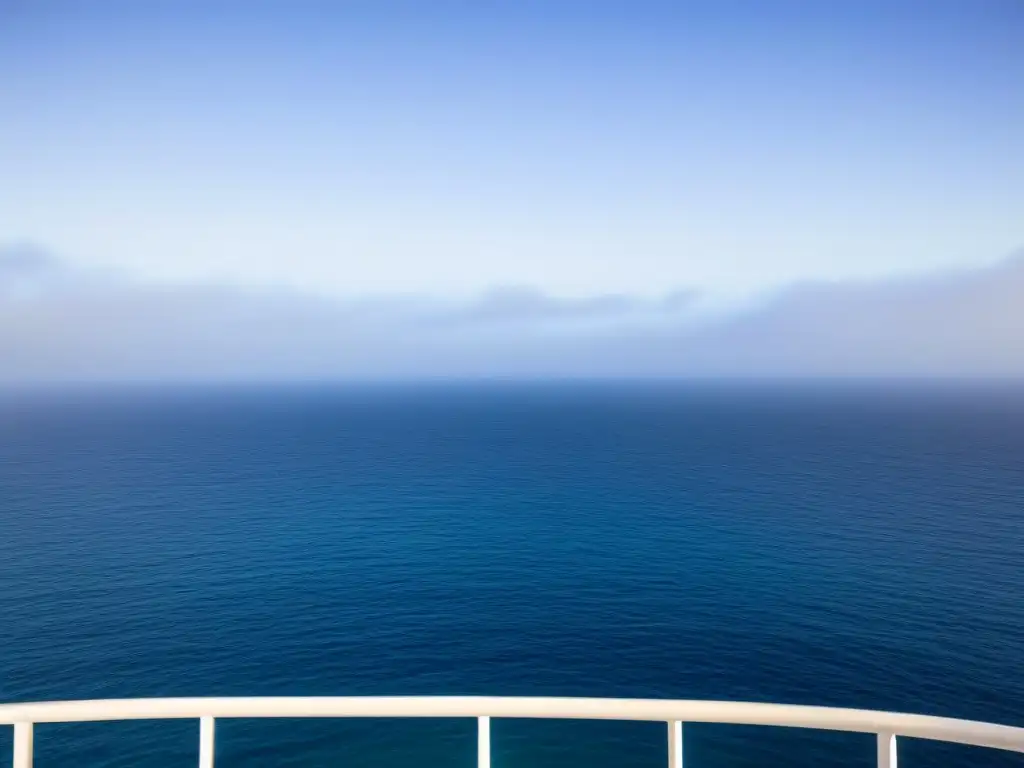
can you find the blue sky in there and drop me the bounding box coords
[2,0,1022,299]
[1,1,1022,380]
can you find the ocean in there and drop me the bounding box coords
[1,382,1022,767]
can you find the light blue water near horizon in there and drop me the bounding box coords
[1,382,1023,767]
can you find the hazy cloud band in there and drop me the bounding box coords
[2,245,1022,381]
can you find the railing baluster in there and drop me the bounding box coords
[478,716,490,768]
[199,716,215,768]
[668,721,683,768]
[877,732,897,768]
[13,722,33,768]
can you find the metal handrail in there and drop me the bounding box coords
[3,696,1023,767]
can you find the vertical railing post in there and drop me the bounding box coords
[13,722,33,768]
[478,716,491,768]
[877,732,897,768]
[668,721,683,768]
[199,716,215,768]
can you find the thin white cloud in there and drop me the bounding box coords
[0,245,1022,381]
[670,252,1024,377]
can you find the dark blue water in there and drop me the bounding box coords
[1,382,1022,767]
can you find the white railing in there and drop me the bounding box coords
[2,696,1023,767]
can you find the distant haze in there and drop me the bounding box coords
[1,245,1022,380]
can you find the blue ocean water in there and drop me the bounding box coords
[1,382,1022,768]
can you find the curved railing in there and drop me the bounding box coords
[2,696,1023,767]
